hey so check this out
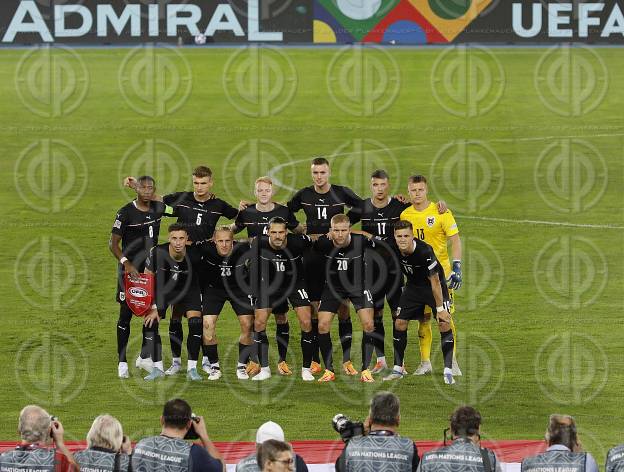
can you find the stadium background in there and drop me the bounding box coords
[0,0,623,467]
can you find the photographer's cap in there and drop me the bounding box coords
[256,421,285,444]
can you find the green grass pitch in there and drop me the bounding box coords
[0,46,622,462]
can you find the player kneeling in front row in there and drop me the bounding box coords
[143,224,204,381]
[250,217,316,381]
[383,220,456,385]
[315,214,380,383]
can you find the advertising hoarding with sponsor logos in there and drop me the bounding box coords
[1,0,624,44]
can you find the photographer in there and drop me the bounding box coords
[132,398,224,472]
[521,414,598,472]
[335,392,418,471]
[75,414,132,471]
[0,405,77,471]
[418,406,501,472]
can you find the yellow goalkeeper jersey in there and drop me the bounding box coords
[400,202,459,276]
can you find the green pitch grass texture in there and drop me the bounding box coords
[0,46,622,461]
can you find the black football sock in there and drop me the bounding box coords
[393,329,408,368]
[311,319,320,363]
[318,332,334,372]
[260,330,270,368]
[441,329,455,370]
[186,317,202,362]
[339,319,353,363]
[143,324,162,363]
[361,331,375,371]
[276,321,290,363]
[301,330,313,369]
[205,344,219,367]
[169,319,183,359]
[116,309,132,362]
[374,316,385,358]
[238,342,252,365]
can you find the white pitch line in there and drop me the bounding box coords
[268,134,624,231]
[456,215,623,230]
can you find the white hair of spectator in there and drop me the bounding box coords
[87,415,124,451]
[18,405,52,443]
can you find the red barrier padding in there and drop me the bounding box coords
[0,439,546,464]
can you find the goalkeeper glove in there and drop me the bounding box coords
[447,260,462,290]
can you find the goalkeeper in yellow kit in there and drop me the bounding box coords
[400,175,462,376]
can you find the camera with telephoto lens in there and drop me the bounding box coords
[184,414,200,440]
[333,414,365,442]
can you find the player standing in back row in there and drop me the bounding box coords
[400,175,462,377]
[288,157,364,377]
[110,176,171,379]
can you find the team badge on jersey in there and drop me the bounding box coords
[426,216,435,227]
[124,273,154,316]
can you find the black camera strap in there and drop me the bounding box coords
[480,448,493,472]
[113,452,121,472]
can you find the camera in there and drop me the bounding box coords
[184,414,200,440]
[49,416,58,438]
[332,414,365,442]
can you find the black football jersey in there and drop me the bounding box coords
[234,203,299,237]
[163,192,238,243]
[347,197,410,239]
[314,234,375,292]
[145,243,202,306]
[287,185,363,235]
[389,238,445,288]
[250,234,312,289]
[111,200,169,264]
[197,240,251,292]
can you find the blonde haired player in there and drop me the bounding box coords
[400,175,462,376]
